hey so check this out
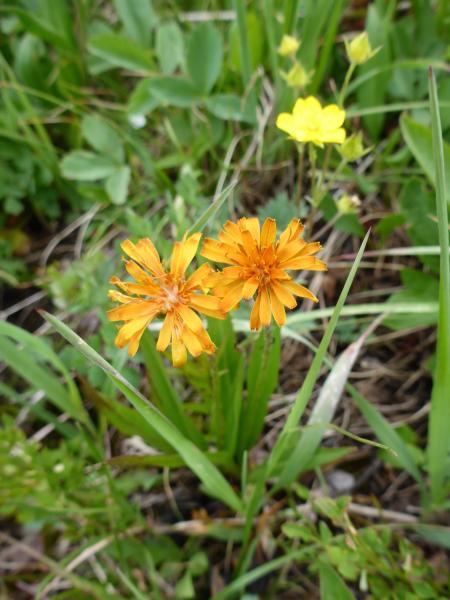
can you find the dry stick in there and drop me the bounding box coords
[40,203,101,267]
[0,532,106,600]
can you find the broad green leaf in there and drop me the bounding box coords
[427,68,450,507]
[60,151,118,181]
[356,3,393,139]
[148,76,201,108]
[113,0,156,46]
[127,79,160,117]
[88,33,153,72]
[319,562,355,600]
[400,114,450,202]
[42,312,243,513]
[7,7,73,53]
[204,94,247,121]
[187,22,223,93]
[105,166,131,204]
[156,21,184,75]
[81,115,124,162]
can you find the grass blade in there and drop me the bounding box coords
[426,67,450,506]
[278,316,381,486]
[186,181,236,236]
[268,230,370,480]
[42,311,243,513]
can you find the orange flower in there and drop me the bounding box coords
[201,218,326,329]
[108,233,225,367]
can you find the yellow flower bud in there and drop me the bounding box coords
[339,132,366,161]
[278,34,300,57]
[336,194,361,215]
[345,31,378,65]
[281,61,311,89]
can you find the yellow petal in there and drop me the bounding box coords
[321,104,345,129]
[280,256,327,271]
[275,112,296,136]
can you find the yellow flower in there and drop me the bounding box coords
[281,61,312,89]
[276,96,346,147]
[201,217,327,330]
[345,31,379,65]
[336,193,361,214]
[108,234,225,367]
[277,34,300,57]
[339,131,366,161]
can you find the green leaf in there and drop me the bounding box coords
[427,68,450,507]
[319,562,355,600]
[186,22,223,93]
[239,328,280,452]
[60,151,118,181]
[268,231,370,483]
[140,332,206,449]
[148,76,201,108]
[88,33,153,72]
[356,3,393,139]
[81,115,124,162]
[105,166,131,204]
[42,311,243,513]
[112,0,156,46]
[400,114,450,202]
[204,94,248,122]
[186,181,237,236]
[280,322,374,483]
[156,21,184,75]
[7,7,73,53]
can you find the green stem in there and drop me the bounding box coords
[295,143,305,212]
[338,62,356,107]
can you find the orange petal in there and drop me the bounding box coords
[181,327,204,357]
[107,301,159,322]
[250,293,261,330]
[269,287,286,326]
[176,304,204,333]
[259,287,271,327]
[121,239,164,277]
[261,218,277,247]
[157,312,174,352]
[189,294,226,319]
[242,277,259,299]
[220,281,245,312]
[185,263,213,290]
[114,316,153,349]
[270,281,297,309]
[280,256,327,271]
[171,232,201,277]
[172,335,187,367]
[283,280,318,302]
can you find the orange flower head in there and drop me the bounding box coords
[201,218,327,330]
[108,233,225,367]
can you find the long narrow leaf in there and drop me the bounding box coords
[42,311,243,513]
[426,68,450,506]
[268,230,370,480]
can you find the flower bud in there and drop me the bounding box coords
[281,61,311,89]
[336,194,361,214]
[339,132,365,161]
[345,31,378,65]
[278,34,300,57]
